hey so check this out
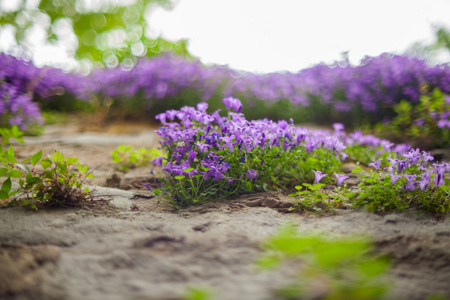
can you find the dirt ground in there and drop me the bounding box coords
[1,118,450,300]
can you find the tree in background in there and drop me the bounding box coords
[407,25,450,64]
[0,0,192,70]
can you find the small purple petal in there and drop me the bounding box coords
[313,170,327,184]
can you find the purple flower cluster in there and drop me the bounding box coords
[307,123,411,161]
[0,82,42,130]
[0,54,89,100]
[90,54,231,104]
[89,53,450,124]
[369,148,449,191]
[0,54,89,129]
[223,54,450,115]
[3,51,449,133]
[345,130,410,156]
[155,98,348,185]
[297,55,449,110]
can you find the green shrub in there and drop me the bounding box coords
[1,149,94,209]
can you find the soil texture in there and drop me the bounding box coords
[1,119,450,300]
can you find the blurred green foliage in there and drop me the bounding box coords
[0,0,192,66]
[376,88,450,149]
[257,224,391,300]
[407,26,450,62]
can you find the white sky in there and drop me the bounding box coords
[1,0,449,73]
[148,0,450,73]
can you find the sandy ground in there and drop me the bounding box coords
[1,119,450,300]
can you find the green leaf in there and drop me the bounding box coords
[309,183,325,191]
[0,168,8,177]
[16,164,30,173]
[41,158,52,169]
[31,150,42,166]
[0,190,8,200]
[82,164,88,173]
[352,167,363,173]
[52,151,61,162]
[9,189,20,197]
[175,175,185,180]
[7,170,22,178]
[7,145,14,158]
[358,258,390,277]
[57,162,67,172]
[1,177,12,193]
[6,145,17,163]
[85,173,95,178]
[27,177,42,186]
[183,167,194,172]
[184,287,212,300]
[256,255,281,269]
[26,173,33,184]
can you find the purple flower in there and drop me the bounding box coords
[144,183,152,191]
[212,109,223,124]
[172,151,183,164]
[433,165,446,188]
[404,148,421,165]
[213,171,225,181]
[390,174,400,185]
[223,97,243,113]
[332,123,345,132]
[334,173,349,186]
[368,159,382,170]
[196,102,208,112]
[397,160,408,173]
[221,136,236,152]
[162,161,173,173]
[182,119,193,128]
[437,119,450,129]
[313,170,327,184]
[155,113,167,124]
[403,174,417,192]
[422,151,434,162]
[414,118,425,127]
[419,172,431,191]
[151,156,164,167]
[165,109,178,120]
[247,168,258,181]
[188,150,197,162]
[195,142,210,153]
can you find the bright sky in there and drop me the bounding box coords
[148,0,450,73]
[1,0,449,73]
